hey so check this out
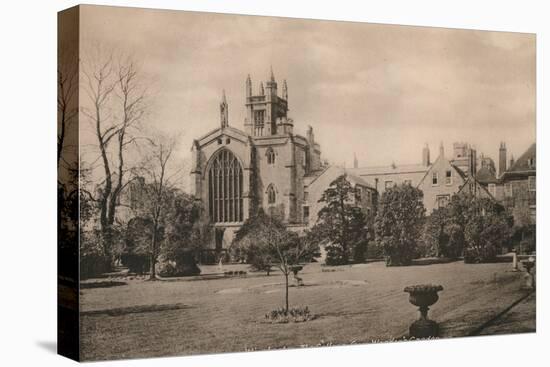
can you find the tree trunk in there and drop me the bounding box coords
[284,272,289,313]
[149,226,157,280]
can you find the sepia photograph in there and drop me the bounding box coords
[57,4,536,362]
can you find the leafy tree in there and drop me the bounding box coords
[313,174,368,265]
[161,193,202,276]
[461,195,513,263]
[422,207,450,258]
[123,217,156,274]
[375,184,426,266]
[233,210,319,313]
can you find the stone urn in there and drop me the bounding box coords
[290,265,304,286]
[521,257,536,289]
[404,284,444,338]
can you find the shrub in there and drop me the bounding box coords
[121,253,150,274]
[265,306,314,323]
[375,184,426,266]
[80,230,109,279]
[366,240,384,260]
[157,249,201,277]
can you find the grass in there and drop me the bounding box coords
[79,261,532,361]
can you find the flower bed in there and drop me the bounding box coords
[265,306,315,323]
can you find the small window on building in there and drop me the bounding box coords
[432,172,439,186]
[528,176,536,191]
[445,170,452,185]
[436,194,450,208]
[384,180,393,190]
[226,138,231,144]
[303,206,310,224]
[267,185,276,204]
[266,148,276,165]
[355,186,362,202]
[217,138,222,145]
[505,183,513,197]
[303,191,309,202]
[488,183,496,197]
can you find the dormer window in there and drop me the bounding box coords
[266,147,276,165]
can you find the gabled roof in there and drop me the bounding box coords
[305,165,376,191]
[507,143,536,173]
[416,154,466,188]
[195,126,250,147]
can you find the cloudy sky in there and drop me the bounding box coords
[80,5,535,186]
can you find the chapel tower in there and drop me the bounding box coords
[244,68,291,136]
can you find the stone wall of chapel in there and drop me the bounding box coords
[293,145,307,223]
[254,142,292,221]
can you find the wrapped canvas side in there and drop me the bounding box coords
[57,5,80,362]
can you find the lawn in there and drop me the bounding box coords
[79,261,533,361]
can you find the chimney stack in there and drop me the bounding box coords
[499,142,507,176]
[422,144,431,166]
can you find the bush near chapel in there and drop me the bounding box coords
[374,184,426,266]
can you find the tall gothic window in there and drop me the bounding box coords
[266,147,276,165]
[208,149,243,223]
[267,184,276,205]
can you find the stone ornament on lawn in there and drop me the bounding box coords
[521,256,536,289]
[404,284,444,338]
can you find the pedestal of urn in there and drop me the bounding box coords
[404,285,443,338]
[521,259,536,289]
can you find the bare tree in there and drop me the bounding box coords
[140,136,181,280]
[57,50,78,169]
[82,49,147,264]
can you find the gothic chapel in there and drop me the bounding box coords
[190,69,324,253]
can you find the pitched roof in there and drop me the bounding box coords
[348,163,429,176]
[304,165,376,190]
[507,143,536,173]
[458,175,496,200]
[416,154,466,188]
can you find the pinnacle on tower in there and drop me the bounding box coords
[246,74,252,97]
[282,79,288,100]
[270,65,275,82]
[259,82,264,96]
[220,89,228,128]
